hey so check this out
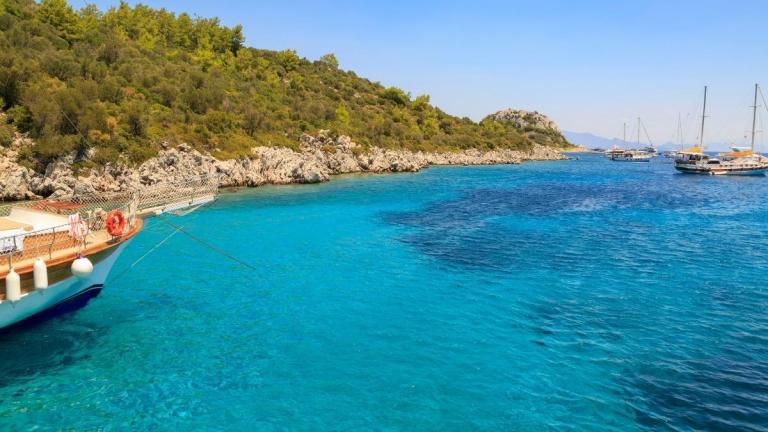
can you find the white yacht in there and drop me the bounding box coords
[605,120,654,162]
[675,85,768,176]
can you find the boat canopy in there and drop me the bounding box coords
[679,146,704,154]
[719,149,754,158]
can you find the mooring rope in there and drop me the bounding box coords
[104,223,182,284]
[158,218,260,271]
[105,215,260,285]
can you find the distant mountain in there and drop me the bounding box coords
[563,131,732,151]
[562,131,622,150]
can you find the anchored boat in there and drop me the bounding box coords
[0,176,218,330]
[607,148,653,162]
[605,119,654,162]
[663,114,685,160]
[675,85,768,175]
[675,147,768,175]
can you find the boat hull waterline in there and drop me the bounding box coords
[610,157,651,162]
[675,164,767,176]
[0,241,130,329]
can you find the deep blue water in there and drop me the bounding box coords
[2,155,768,431]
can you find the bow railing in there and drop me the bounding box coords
[0,174,219,270]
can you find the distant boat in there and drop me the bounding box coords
[603,145,623,159]
[604,120,653,162]
[607,148,653,162]
[664,114,684,159]
[675,85,768,176]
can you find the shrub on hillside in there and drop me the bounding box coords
[0,0,538,172]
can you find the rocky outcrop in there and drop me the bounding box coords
[0,132,565,200]
[487,109,570,148]
[489,109,561,133]
[0,136,68,200]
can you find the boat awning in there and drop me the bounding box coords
[719,149,753,157]
[0,218,33,232]
[679,146,704,154]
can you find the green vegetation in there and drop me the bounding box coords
[519,126,570,147]
[0,0,560,171]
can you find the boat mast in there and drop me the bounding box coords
[751,83,759,151]
[637,117,641,148]
[699,86,707,150]
[623,122,626,148]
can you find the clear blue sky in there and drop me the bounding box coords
[78,0,768,148]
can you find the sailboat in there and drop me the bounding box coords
[639,117,658,156]
[606,119,654,162]
[603,123,626,159]
[675,85,768,175]
[664,114,684,159]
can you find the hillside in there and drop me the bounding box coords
[0,0,570,176]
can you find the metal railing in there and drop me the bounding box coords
[0,212,135,271]
[136,175,220,214]
[0,174,219,270]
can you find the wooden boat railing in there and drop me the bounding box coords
[0,187,140,272]
[1,211,136,274]
[1,174,220,273]
[136,175,219,215]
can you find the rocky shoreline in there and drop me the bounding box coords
[0,133,566,201]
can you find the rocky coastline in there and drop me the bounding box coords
[0,132,566,201]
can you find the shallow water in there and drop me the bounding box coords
[1,155,767,431]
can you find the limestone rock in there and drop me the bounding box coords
[0,130,564,201]
[489,109,561,133]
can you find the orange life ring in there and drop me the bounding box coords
[105,210,126,237]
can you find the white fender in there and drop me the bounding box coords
[71,255,94,278]
[33,258,49,289]
[5,268,21,301]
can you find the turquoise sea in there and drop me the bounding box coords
[2,155,768,431]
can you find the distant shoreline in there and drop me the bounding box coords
[1,135,568,202]
[560,146,593,153]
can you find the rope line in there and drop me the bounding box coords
[104,223,181,284]
[639,118,655,147]
[105,215,260,285]
[158,218,259,271]
[760,85,768,115]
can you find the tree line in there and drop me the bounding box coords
[0,0,558,172]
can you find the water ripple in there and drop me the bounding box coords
[1,157,767,430]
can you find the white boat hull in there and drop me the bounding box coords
[610,157,651,162]
[710,168,767,176]
[0,241,130,329]
[675,163,768,176]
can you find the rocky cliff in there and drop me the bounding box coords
[487,109,570,147]
[0,132,565,201]
[489,109,561,132]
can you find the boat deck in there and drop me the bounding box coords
[0,220,142,301]
[1,229,112,271]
